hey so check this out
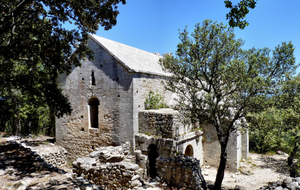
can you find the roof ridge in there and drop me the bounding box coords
[88,34,171,77]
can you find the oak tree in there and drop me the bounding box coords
[160,20,296,190]
[0,0,126,134]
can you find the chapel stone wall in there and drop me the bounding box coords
[56,38,134,160]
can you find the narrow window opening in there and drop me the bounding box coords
[91,70,95,86]
[88,98,99,128]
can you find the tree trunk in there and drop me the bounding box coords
[288,137,299,177]
[12,116,19,135]
[213,142,228,190]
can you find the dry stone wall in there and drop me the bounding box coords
[73,158,142,189]
[72,141,209,190]
[72,142,146,190]
[156,155,206,190]
[4,137,68,169]
[29,144,68,168]
[138,109,180,138]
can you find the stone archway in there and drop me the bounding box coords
[148,144,158,178]
[184,144,194,157]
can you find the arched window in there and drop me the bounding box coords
[184,144,194,157]
[88,98,99,128]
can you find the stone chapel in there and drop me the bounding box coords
[56,34,249,170]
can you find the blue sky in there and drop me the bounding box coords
[96,0,300,71]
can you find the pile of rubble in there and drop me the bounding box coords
[257,177,300,190]
[72,142,153,189]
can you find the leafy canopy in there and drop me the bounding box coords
[0,0,126,111]
[0,0,126,134]
[225,0,257,29]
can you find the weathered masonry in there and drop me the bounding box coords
[134,109,249,171]
[56,34,248,171]
[56,34,173,161]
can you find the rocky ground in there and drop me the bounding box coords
[203,153,290,190]
[0,135,295,190]
[0,136,100,190]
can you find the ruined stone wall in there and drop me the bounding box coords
[72,143,145,190]
[135,132,204,168]
[156,156,206,190]
[241,130,249,159]
[138,109,180,138]
[136,109,204,165]
[56,38,134,160]
[30,144,68,168]
[73,159,142,189]
[135,133,176,159]
[132,75,174,146]
[226,130,241,170]
[176,131,203,163]
[202,124,248,170]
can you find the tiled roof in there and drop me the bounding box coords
[89,34,171,76]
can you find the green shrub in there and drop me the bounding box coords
[144,90,168,110]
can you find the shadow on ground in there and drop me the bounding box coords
[256,155,290,175]
[0,141,64,177]
[0,139,103,189]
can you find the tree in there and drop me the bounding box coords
[0,0,126,134]
[248,76,300,177]
[0,81,55,136]
[160,20,297,190]
[278,76,300,177]
[224,0,257,29]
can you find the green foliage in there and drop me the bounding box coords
[0,0,126,135]
[144,90,168,110]
[247,76,300,177]
[160,19,297,189]
[225,0,257,29]
[248,107,292,153]
[0,87,55,136]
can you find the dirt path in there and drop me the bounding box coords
[202,153,290,190]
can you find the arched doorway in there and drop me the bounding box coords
[148,144,158,178]
[184,144,194,157]
[88,98,99,128]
